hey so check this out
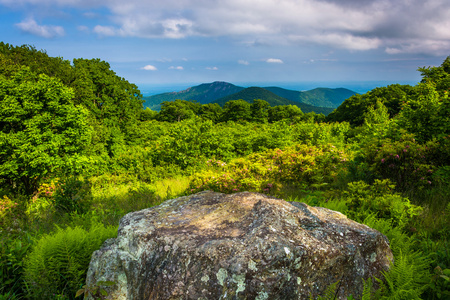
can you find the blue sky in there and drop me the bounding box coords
[1,0,450,94]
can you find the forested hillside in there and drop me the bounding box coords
[264,86,356,108]
[143,81,244,110]
[212,86,335,115]
[1,43,449,300]
[143,82,356,113]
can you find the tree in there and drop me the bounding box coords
[200,103,223,123]
[419,56,450,93]
[396,81,447,143]
[268,105,303,123]
[251,99,269,123]
[71,58,143,127]
[326,84,416,126]
[0,67,92,194]
[221,100,252,122]
[158,100,201,122]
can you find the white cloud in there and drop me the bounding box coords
[93,25,117,37]
[5,0,450,55]
[77,25,89,32]
[141,65,157,71]
[266,58,283,64]
[300,33,382,51]
[169,66,184,70]
[206,67,218,70]
[238,60,249,65]
[15,18,64,38]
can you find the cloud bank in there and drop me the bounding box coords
[4,0,450,55]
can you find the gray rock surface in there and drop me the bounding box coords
[86,191,393,299]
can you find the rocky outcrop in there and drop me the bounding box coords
[86,191,393,299]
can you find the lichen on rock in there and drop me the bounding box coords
[86,191,393,299]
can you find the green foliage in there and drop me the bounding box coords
[0,43,75,85]
[344,180,422,228]
[71,58,143,126]
[396,81,448,143]
[418,56,450,93]
[327,84,416,126]
[0,66,92,194]
[52,177,92,214]
[158,99,201,122]
[362,132,436,192]
[250,99,270,123]
[0,195,19,228]
[24,223,117,299]
[0,231,33,298]
[362,215,432,299]
[200,103,223,122]
[376,250,431,300]
[76,280,115,300]
[428,266,450,299]
[190,144,349,195]
[221,99,252,122]
[268,104,303,123]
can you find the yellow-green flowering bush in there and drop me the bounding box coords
[26,180,58,220]
[0,195,19,228]
[190,144,349,195]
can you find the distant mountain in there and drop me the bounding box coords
[143,81,356,114]
[143,81,244,110]
[213,87,292,106]
[213,87,335,115]
[264,87,356,108]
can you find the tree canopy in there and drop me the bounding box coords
[0,67,92,194]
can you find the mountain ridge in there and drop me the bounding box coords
[143,81,356,114]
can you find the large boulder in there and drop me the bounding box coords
[86,191,393,299]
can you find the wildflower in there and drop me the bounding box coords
[403,149,407,152]
[395,155,399,159]
[381,158,385,163]
[428,181,431,184]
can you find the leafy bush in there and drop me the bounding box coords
[52,177,92,214]
[190,144,349,195]
[0,195,19,228]
[344,179,422,229]
[0,232,32,298]
[24,223,117,299]
[362,132,437,192]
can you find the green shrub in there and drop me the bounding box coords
[189,144,349,195]
[52,177,92,214]
[344,179,422,229]
[24,223,117,299]
[0,232,33,298]
[362,132,437,192]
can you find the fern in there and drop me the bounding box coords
[362,214,414,256]
[310,281,340,300]
[24,223,117,299]
[362,215,431,300]
[376,250,431,300]
[360,278,377,300]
